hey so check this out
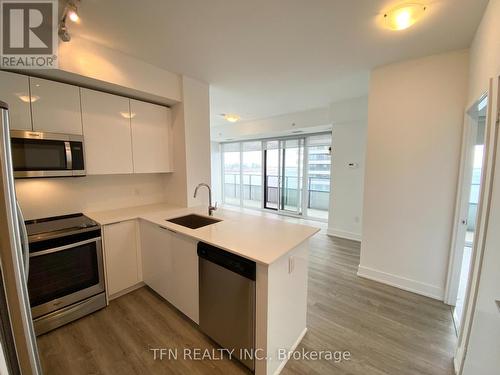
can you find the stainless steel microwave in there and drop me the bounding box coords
[10,130,86,178]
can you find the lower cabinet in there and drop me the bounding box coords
[140,221,199,323]
[169,231,199,323]
[103,220,141,297]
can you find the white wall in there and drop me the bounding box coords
[164,76,212,207]
[211,106,331,142]
[462,0,500,373]
[328,97,368,241]
[359,50,469,300]
[467,0,500,103]
[210,141,222,203]
[57,36,182,103]
[182,76,212,207]
[15,174,167,220]
[164,101,189,207]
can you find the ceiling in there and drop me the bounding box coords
[70,0,488,126]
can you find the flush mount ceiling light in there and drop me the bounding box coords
[59,0,81,42]
[222,113,241,123]
[384,3,427,31]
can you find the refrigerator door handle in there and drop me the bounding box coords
[16,200,29,277]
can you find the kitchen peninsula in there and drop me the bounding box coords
[86,203,320,375]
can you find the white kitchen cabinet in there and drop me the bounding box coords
[0,71,32,130]
[169,231,199,323]
[80,88,134,175]
[103,220,141,297]
[140,221,173,301]
[130,100,173,173]
[30,77,83,135]
[140,221,199,323]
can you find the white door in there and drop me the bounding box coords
[130,100,173,173]
[0,71,32,130]
[103,220,140,296]
[445,95,488,329]
[461,78,500,375]
[30,77,83,135]
[81,88,134,175]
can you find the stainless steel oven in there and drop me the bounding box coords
[25,214,106,335]
[10,130,85,178]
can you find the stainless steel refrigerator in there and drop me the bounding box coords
[0,101,41,374]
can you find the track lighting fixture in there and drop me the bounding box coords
[58,0,81,42]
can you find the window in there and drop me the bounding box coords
[222,143,240,205]
[221,133,332,221]
[305,134,331,220]
[242,142,262,208]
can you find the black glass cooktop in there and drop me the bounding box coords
[25,213,99,242]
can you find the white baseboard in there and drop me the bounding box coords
[327,228,362,242]
[357,265,444,300]
[273,327,308,375]
[108,282,145,301]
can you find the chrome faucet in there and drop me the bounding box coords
[194,183,217,216]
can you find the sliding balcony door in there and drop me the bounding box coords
[280,139,304,215]
[264,141,280,210]
[221,133,331,221]
[263,138,304,215]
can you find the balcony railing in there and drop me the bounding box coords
[223,173,330,211]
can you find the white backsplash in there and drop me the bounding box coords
[15,174,168,220]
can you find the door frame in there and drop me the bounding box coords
[278,138,304,215]
[444,93,487,306]
[453,77,499,374]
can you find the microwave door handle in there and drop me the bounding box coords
[16,201,30,277]
[65,141,72,170]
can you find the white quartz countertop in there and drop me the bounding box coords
[85,203,320,265]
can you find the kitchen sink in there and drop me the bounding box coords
[166,214,221,229]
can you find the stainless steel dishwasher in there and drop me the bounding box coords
[198,242,256,371]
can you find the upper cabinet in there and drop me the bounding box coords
[130,100,173,173]
[0,71,32,131]
[0,71,174,176]
[30,77,83,135]
[81,88,134,175]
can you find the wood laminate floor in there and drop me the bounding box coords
[37,230,456,375]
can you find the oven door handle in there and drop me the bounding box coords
[29,237,101,258]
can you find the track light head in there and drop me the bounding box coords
[58,0,81,42]
[58,22,71,42]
